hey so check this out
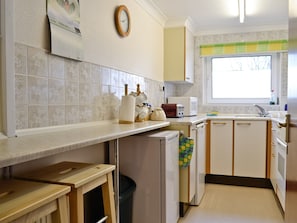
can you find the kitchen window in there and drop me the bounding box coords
[205,53,279,104]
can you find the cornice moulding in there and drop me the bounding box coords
[135,0,167,27]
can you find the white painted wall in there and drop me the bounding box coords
[14,0,164,81]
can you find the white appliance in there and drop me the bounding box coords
[119,130,179,223]
[167,97,198,116]
[192,122,206,205]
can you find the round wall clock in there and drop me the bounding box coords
[114,5,131,37]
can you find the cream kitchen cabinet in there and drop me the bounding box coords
[164,26,194,83]
[209,119,267,178]
[167,124,196,203]
[210,120,233,175]
[270,121,278,191]
[234,120,267,178]
[164,123,196,216]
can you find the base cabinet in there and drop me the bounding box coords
[165,124,196,203]
[234,120,267,178]
[210,120,233,175]
[270,128,277,191]
[209,120,267,178]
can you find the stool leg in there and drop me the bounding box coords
[52,195,70,223]
[102,172,116,223]
[69,187,84,223]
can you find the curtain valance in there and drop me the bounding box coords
[200,40,288,56]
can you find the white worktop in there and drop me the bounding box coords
[0,112,286,169]
[166,115,207,125]
[0,120,170,168]
[167,114,271,125]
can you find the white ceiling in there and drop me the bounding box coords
[150,0,288,35]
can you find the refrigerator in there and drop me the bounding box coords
[119,130,179,223]
[286,1,297,222]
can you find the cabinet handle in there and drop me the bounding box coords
[236,123,251,126]
[212,122,227,125]
[277,114,291,143]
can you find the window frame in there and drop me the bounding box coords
[204,53,279,104]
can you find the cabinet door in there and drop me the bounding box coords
[164,27,194,83]
[210,120,233,175]
[234,121,266,178]
[166,124,196,203]
[164,27,185,82]
[188,126,197,202]
[270,122,278,191]
[185,27,194,83]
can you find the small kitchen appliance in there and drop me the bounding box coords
[161,104,184,118]
[167,97,198,116]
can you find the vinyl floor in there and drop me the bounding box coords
[178,183,284,223]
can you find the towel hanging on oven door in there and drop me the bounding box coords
[179,133,194,168]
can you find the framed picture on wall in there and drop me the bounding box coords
[47,0,83,61]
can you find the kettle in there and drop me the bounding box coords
[150,108,166,121]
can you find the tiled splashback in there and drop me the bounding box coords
[15,43,165,130]
[168,30,288,114]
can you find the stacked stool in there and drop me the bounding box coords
[0,179,70,223]
[16,162,116,223]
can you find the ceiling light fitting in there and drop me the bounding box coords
[238,0,245,23]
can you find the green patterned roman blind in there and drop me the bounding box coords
[200,40,288,56]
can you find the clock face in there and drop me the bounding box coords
[120,10,129,33]
[115,5,130,37]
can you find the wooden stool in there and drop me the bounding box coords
[0,179,70,223]
[16,162,116,223]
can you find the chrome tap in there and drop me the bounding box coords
[254,104,269,117]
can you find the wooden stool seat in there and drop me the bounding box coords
[0,179,70,223]
[16,162,116,223]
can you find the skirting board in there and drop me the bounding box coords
[205,174,273,189]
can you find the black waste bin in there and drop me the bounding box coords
[119,174,136,223]
[84,173,136,223]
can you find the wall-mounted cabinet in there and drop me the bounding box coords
[164,26,194,83]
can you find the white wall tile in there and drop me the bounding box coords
[15,44,165,129]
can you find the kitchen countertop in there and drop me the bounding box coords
[0,120,170,169]
[167,114,271,125]
[166,115,207,125]
[0,112,286,169]
[207,115,271,121]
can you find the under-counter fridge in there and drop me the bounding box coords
[119,130,179,223]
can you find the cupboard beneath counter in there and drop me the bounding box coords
[208,119,269,179]
[165,123,197,216]
[164,119,208,217]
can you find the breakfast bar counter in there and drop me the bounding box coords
[0,120,170,169]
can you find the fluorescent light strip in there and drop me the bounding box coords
[239,0,245,23]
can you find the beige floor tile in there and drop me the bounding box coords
[179,184,284,223]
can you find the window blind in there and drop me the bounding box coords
[200,40,288,56]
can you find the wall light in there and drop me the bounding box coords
[238,0,245,23]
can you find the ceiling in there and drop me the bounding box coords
[150,0,288,35]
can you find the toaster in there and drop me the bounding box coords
[161,104,184,118]
[167,97,198,117]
